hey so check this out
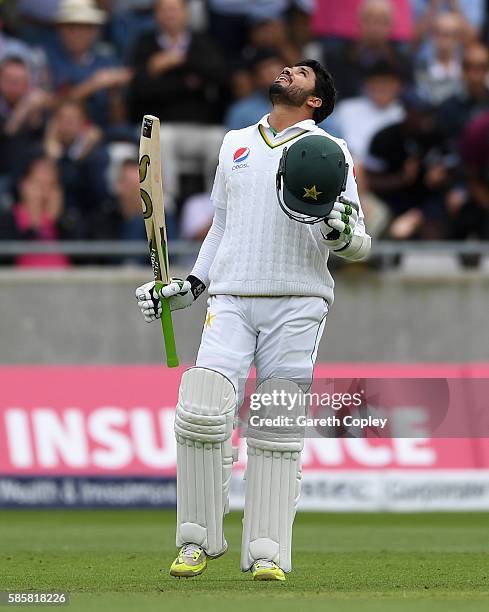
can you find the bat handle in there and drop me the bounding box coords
[155,281,179,368]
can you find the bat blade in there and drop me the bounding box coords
[139,115,170,284]
[139,114,178,367]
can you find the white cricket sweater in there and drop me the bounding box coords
[206,115,368,305]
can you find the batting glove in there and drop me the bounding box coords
[135,276,205,322]
[321,196,359,247]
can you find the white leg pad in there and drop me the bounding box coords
[175,367,236,557]
[240,379,305,573]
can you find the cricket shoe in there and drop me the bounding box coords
[251,559,286,581]
[170,543,207,577]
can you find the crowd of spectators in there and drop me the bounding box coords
[1,0,489,267]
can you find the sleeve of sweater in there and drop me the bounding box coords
[190,206,226,286]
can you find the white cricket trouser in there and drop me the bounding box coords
[175,294,328,567]
[196,294,329,404]
[192,293,328,570]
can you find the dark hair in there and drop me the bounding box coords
[294,59,337,123]
[0,55,28,72]
[16,152,55,194]
[250,47,283,71]
[401,87,434,113]
[120,158,138,171]
[55,98,87,117]
[366,59,403,80]
[117,158,138,183]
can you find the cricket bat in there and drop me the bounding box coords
[139,115,179,367]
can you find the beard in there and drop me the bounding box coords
[269,81,312,108]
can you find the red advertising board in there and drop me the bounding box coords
[0,365,488,509]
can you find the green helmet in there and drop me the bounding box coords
[276,135,348,224]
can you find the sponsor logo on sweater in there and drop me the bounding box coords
[233,147,250,163]
[232,147,250,170]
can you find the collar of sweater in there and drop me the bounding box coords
[258,114,316,138]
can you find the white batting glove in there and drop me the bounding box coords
[135,281,161,322]
[135,278,194,322]
[321,196,359,247]
[158,278,194,311]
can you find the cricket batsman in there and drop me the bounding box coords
[135,60,371,581]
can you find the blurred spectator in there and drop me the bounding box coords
[324,0,413,100]
[112,159,146,242]
[246,19,301,68]
[0,0,19,30]
[94,157,176,261]
[288,1,316,54]
[12,156,70,267]
[0,201,17,244]
[413,0,484,63]
[225,51,285,130]
[17,0,60,22]
[0,57,51,194]
[415,11,463,105]
[0,18,49,87]
[0,20,32,60]
[98,0,155,60]
[333,61,405,163]
[365,92,454,239]
[437,43,489,144]
[47,0,132,127]
[312,0,413,49]
[129,0,226,212]
[99,0,152,9]
[90,159,148,263]
[180,191,214,241]
[432,43,489,233]
[207,0,293,61]
[453,111,489,241]
[15,1,62,61]
[2,0,487,256]
[130,0,227,124]
[44,100,110,234]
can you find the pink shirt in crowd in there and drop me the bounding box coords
[311,0,413,42]
[14,204,70,268]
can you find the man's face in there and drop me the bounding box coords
[0,61,30,106]
[433,13,462,58]
[156,0,188,34]
[269,65,317,108]
[365,74,401,108]
[29,158,59,191]
[405,107,434,134]
[55,103,84,145]
[359,1,393,45]
[58,23,99,57]
[117,163,141,216]
[20,158,59,203]
[463,47,489,91]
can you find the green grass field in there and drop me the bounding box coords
[0,510,488,611]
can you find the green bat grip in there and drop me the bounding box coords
[155,281,179,368]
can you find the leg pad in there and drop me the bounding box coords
[175,368,236,557]
[241,378,305,573]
